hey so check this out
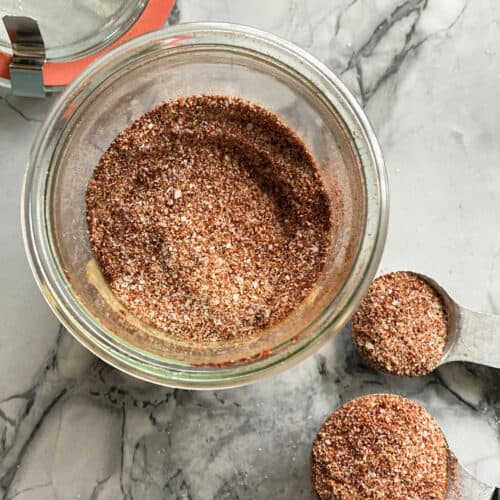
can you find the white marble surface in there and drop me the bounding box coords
[0,0,499,498]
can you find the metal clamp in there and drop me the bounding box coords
[2,15,46,97]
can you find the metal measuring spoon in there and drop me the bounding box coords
[446,451,499,499]
[419,274,500,370]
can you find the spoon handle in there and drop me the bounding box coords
[447,456,497,499]
[446,307,500,369]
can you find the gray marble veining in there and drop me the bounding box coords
[0,0,499,498]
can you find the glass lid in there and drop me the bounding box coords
[0,0,147,61]
[0,0,175,94]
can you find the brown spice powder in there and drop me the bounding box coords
[352,271,448,376]
[311,394,449,500]
[86,95,333,342]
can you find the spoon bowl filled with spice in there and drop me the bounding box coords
[310,393,499,499]
[22,23,388,388]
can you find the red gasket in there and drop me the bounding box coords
[0,0,175,87]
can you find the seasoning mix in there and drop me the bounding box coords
[310,394,449,499]
[352,271,448,376]
[86,95,333,343]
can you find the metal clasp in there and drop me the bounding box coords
[2,15,46,98]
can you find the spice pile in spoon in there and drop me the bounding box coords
[352,271,448,376]
[311,394,449,499]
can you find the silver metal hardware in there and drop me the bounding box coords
[2,15,46,97]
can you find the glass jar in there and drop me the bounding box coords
[22,23,388,389]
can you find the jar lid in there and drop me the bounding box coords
[0,0,175,96]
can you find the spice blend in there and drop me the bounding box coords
[311,394,449,500]
[352,271,448,376]
[86,95,333,343]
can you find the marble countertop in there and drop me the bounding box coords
[0,0,499,498]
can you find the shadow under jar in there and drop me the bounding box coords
[22,23,388,389]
